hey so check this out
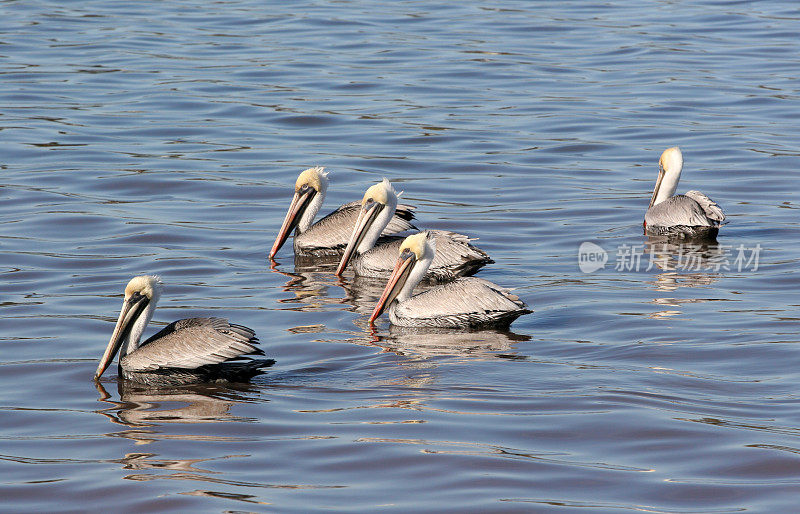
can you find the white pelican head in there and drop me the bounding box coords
[336,178,400,275]
[649,147,683,208]
[369,231,435,323]
[270,167,329,259]
[94,275,162,380]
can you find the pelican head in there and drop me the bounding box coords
[369,231,435,323]
[94,275,162,380]
[270,167,329,259]
[336,178,399,275]
[649,146,683,208]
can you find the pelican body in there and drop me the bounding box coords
[94,276,270,385]
[370,233,531,328]
[270,167,417,259]
[644,147,724,238]
[336,179,492,281]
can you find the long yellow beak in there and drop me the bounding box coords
[94,295,148,380]
[336,201,384,276]
[270,186,316,259]
[369,252,415,323]
[648,164,665,209]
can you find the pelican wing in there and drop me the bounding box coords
[684,190,724,223]
[297,201,417,253]
[121,317,262,372]
[645,194,719,228]
[384,202,417,234]
[428,230,493,279]
[358,230,493,280]
[395,277,530,327]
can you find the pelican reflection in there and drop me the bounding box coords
[270,259,438,317]
[269,263,346,312]
[95,380,260,428]
[644,237,728,280]
[643,237,726,319]
[378,326,531,359]
[340,324,531,361]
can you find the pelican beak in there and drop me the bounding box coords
[369,250,416,323]
[270,185,316,259]
[648,163,665,209]
[336,200,384,276]
[94,293,149,380]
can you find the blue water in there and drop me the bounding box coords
[2,1,799,512]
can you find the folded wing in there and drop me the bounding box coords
[121,317,263,372]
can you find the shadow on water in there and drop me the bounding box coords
[94,380,261,428]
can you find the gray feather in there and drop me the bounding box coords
[645,191,723,231]
[684,190,724,222]
[389,277,531,328]
[354,230,493,281]
[122,317,262,373]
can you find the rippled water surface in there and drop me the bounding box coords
[3,1,800,512]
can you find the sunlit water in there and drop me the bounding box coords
[2,1,799,512]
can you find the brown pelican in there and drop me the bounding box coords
[370,232,531,328]
[270,167,417,259]
[644,147,725,238]
[94,275,270,385]
[335,179,492,280]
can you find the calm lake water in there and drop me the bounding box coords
[2,1,799,512]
